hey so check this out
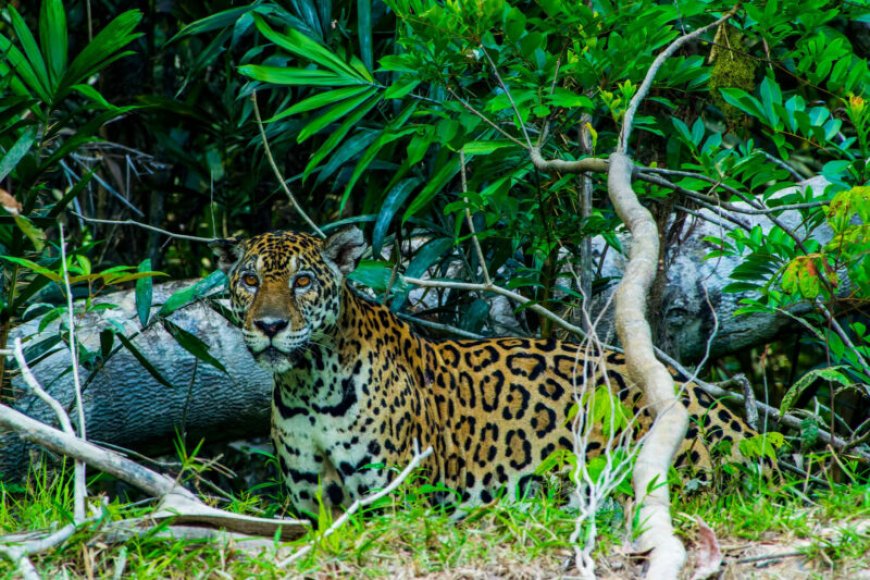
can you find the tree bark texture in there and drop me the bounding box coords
[608,152,687,576]
[1,282,271,481]
[586,176,835,359]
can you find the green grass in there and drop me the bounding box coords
[1,458,867,578]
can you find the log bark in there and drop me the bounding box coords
[586,176,836,360]
[0,281,271,481]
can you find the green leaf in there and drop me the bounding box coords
[162,320,227,373]
[759,76,781,127]
[347,260,397,292]
[135,258,153,327]
[298,87,379,143]
[384,79,421,100]
[545,88,593,109]
[372,177,421,255]
[158,270,227,317]
[341,126,418,209]
[303,94,381,180]
[117,333,175,388]
[239,65,368,87]
[269,85,372,121]
[8,6,50,99]
[62,10,143,91]
[314,129,379,186]
[171,5,255,41]
[252,15,368,81]
[463,140,518,155]
[780,366,851,415]
[0,256,61,282]
[403,157,461,221]
[405,238,455,279]
[357,0,373,71]
[0,125,37,182]
[0,30,50,102]
[70,84,126,111]
[738,432,785,461]
[39,0,68,87]
[13,215,46,252]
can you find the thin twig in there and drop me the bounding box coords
[12,338,75,434]
[396,313,484,339]
[251,91,325,238]
[403,276,587,339]
[71,212,215,242]
[734,551,803,564]
[278,444,434,568]
[459,150,491,286]
[480,46,534,150]
[618,8,738,152]
[445,87,528,147]
[58,223,88,523]
[0,521,87,580]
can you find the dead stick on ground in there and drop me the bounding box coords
[0,396,308,538]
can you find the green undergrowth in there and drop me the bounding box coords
[0,460,867,578]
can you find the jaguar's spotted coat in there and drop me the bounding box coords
[213,228,754,516]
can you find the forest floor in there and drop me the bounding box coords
[0,449,867,579]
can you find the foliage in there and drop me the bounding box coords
[0,0,868,572]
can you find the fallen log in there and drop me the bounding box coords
[0,177,839,479]
[1,281,271,481]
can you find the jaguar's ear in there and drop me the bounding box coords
[322,227,365,275]
[209,237,245,273]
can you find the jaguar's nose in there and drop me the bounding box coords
[254,318,289,338]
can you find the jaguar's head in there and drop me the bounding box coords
[211,228,365,373]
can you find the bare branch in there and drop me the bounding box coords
[653,349,870,462]
[58,223,88,523]
[72,212,215,242]
[0,401,309,537]
[618,8,738,152]
[251,91,325,238]
[402,276,588,339]
[445,87,528,148]
[608,152,688,578]
[529,147,609,173]
[12,338,74,435]
[480,46,534,150]
[459,150,491,286]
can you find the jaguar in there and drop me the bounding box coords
[212,228,757,516]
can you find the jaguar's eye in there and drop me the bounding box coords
[242,273,259,287]
[294,275,312,289]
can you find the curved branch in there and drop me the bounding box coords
[618,8,737,152]
[608,152,688,577]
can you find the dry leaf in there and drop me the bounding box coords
[691,516,723,580]
[0,188,22,216]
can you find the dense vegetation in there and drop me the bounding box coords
[0,0,867,576]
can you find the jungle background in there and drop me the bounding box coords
[0,0,868,577]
